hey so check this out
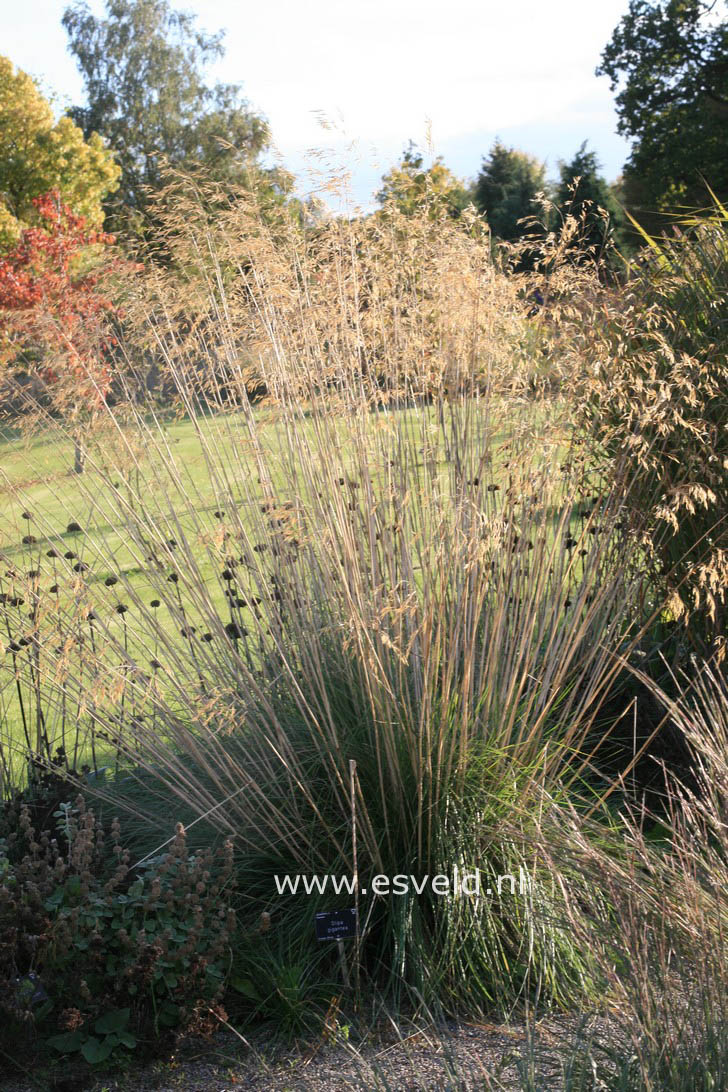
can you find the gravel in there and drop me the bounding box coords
[0,1013,615,1091]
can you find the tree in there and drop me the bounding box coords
[555,143,623,260]
[62,0,285,235]
[472,141,546,243]
[376,144,470,218]
[0,57,120,252]
[597,0,728,226]
[0,191,123,472]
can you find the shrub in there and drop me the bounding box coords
[0,796,234,1068]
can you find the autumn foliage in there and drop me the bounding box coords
[0,190,123,423]
[0,55,119,251]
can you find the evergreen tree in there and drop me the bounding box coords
[472,141,546,242]
[556,143,623,260]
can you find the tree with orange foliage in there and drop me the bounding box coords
[0,190,123,472]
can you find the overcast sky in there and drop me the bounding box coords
[4,0,634,209]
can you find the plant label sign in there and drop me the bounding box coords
[315,908,357,941]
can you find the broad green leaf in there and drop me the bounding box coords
[94,1007,130,1035]
[81,1035,114,1064]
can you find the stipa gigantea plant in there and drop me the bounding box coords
[540,196,728,657]
[1,181,664,1017]
[532,663,728,1091]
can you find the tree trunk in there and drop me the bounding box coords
[73,432,85,474]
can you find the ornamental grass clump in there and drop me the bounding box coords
[537,196,728,655]
[0,176,680,1021]
[526,662,728,1092]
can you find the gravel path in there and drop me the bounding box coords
[0,1014,612,1091]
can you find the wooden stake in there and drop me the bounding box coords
[336,938,350,989]
[350,759,360,996]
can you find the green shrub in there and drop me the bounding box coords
[0,796,234,1068]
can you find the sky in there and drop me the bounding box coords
[3,0,635,210]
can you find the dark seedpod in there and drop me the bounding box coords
[167,572,179,583]
[64,551,77,560]
[225,621,247,640]
[21,535,37,545]
[46,549,59,558]
[73,562,89,573]
[150,599,160,608]
[66,522,83,534]
[104,576,118,587]
[115,603,129,615]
